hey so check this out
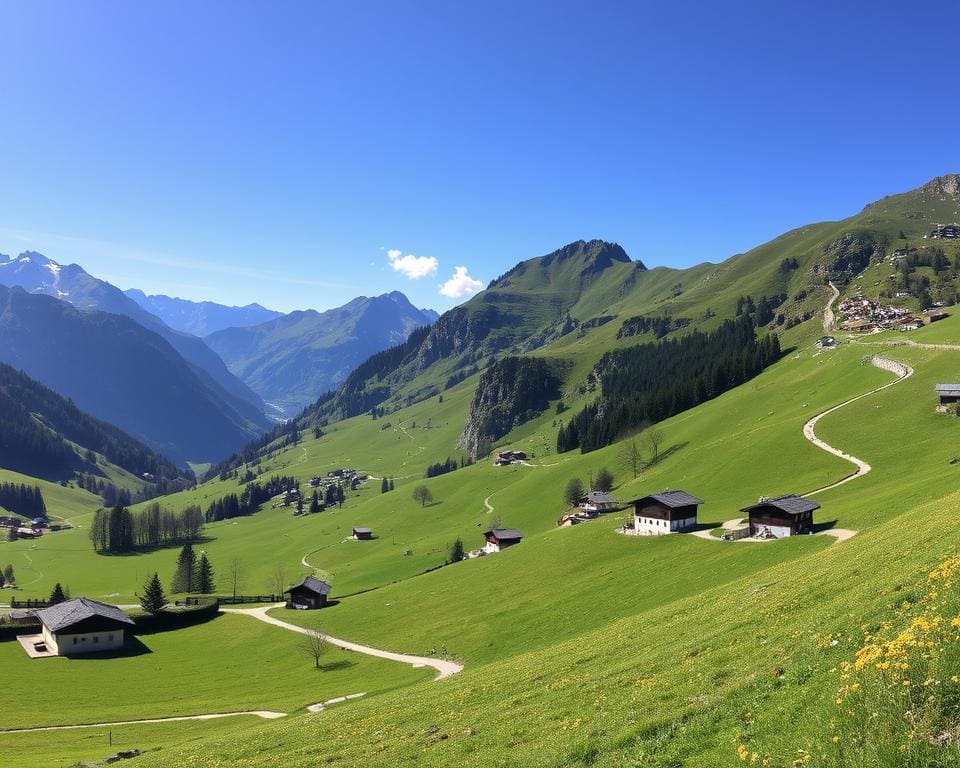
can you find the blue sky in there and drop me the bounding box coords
[1,1,958,313]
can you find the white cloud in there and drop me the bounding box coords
[438,266,484,298]
[387,248,438,280]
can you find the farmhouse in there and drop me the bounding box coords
[352,527,373,540]
[483,528,523,553]
[936,384,960,406]
[495,450,527,466]
[16,527,40,538]
[628,491,703,535]
[931,223,960,240]
[741,495,820,538]
[815,336,836,349]
[284,575,332,610]
[928,310,950,323]
[578,491,619,514]
[34,598,134,656]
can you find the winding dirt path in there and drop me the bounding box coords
[1,710,287,733]
[483,493,496,514]
[222,605,463,680]
[800,356,913,496]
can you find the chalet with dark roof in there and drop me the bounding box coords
[936,384,960,406]
[352,527,373,540]
[483,528,523,553]
[578,491,619,514]
[284,575,332,610]
[741,495,820,538]
[35,598,134,656]
[628,490,703,535]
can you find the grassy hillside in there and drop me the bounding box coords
[8,175,960,766]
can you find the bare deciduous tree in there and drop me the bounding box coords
[644,429,664,465]
[300,627,329,669]
[620,437,643,480]
[229,558,244,599]
[271,564,287,599]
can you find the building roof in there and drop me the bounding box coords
[580,491,618,505]
[285,575,332,596]
[353,527,372,534]
[628,490,704,508]
[741,494,820,515]
[484,527,524,541]
[936,384,960,394]
[36,598,134,633]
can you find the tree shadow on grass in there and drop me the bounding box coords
[811,519,840,534]
[318,659,355,672]
[642,441,689,470]
[95,536,216,557]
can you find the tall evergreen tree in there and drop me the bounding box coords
[4,563,14,584]
[310,490,321,513]
[171,543,197,593]
[48,583,67,605]
[594,467,615,492]
[448,537,465,564]
[388,478,395,491]
[141,572,167,614]
[381,477,389,494]
[336,484,345,507]
[196,553,216,594]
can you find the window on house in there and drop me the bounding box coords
[73,637,78,645]
[93,636,99,643]
[108,635,114,642]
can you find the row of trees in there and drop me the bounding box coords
[562,467,615,508]
[558,317,781,454]
[424,456,473,478]
[380,477,396,493]
[205,475,298,522]
[0,483,46,518]
[89,503,205,553]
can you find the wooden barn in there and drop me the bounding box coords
[628,491,703,535]
[34,598,134,656]
[936,384,960,406]
[741,495,820,538]
[284,575,332,610]
[483,528,523,553]
[352,527,373,540]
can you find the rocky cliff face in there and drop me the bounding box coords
[458,357,562,459]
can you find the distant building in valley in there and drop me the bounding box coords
[628,491,703,535]
[352,527,373,540]
[578,491,619,514]
[936,384,960,406]
[741,494,819,538]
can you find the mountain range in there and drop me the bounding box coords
[124,289,282,336]
[205,292,438,416]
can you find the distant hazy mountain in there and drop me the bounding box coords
[124,288,282,336]
[205,291,439,416]
[0,285,269,464]
[0,252,270,426]
[0,361,189,485]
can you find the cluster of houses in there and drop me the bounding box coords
[837,297,925,334]
[620,490,820,540]
[494,451,527,466]
[1,516,47,540]
[309,468,368,489]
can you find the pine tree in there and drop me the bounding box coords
[336,484,345,507]
[448,538,465,564]
[381,477,389,494]
[171,543,197,593]
[141,572,166,614]
[594,467,615,492]
[49,583,67,604]
[196,553,215,594]
[310,490,321,513]
[3,563,14,584]
[388,479,395,491]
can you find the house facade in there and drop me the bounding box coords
[285,575,332,609]
[578,491,619,514]
[742,494,820,538]
[483,528,523,553]
[629,491,703,535]
[936,384,960,406]
[35,598,134,656]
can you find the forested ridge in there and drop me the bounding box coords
[558,316,782,453]
[0,362,190,484]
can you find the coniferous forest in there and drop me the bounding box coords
[0,483,47,518]
[558,316,782,453]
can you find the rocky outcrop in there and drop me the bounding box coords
[822,232,878,284]
[458,357,562,459]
